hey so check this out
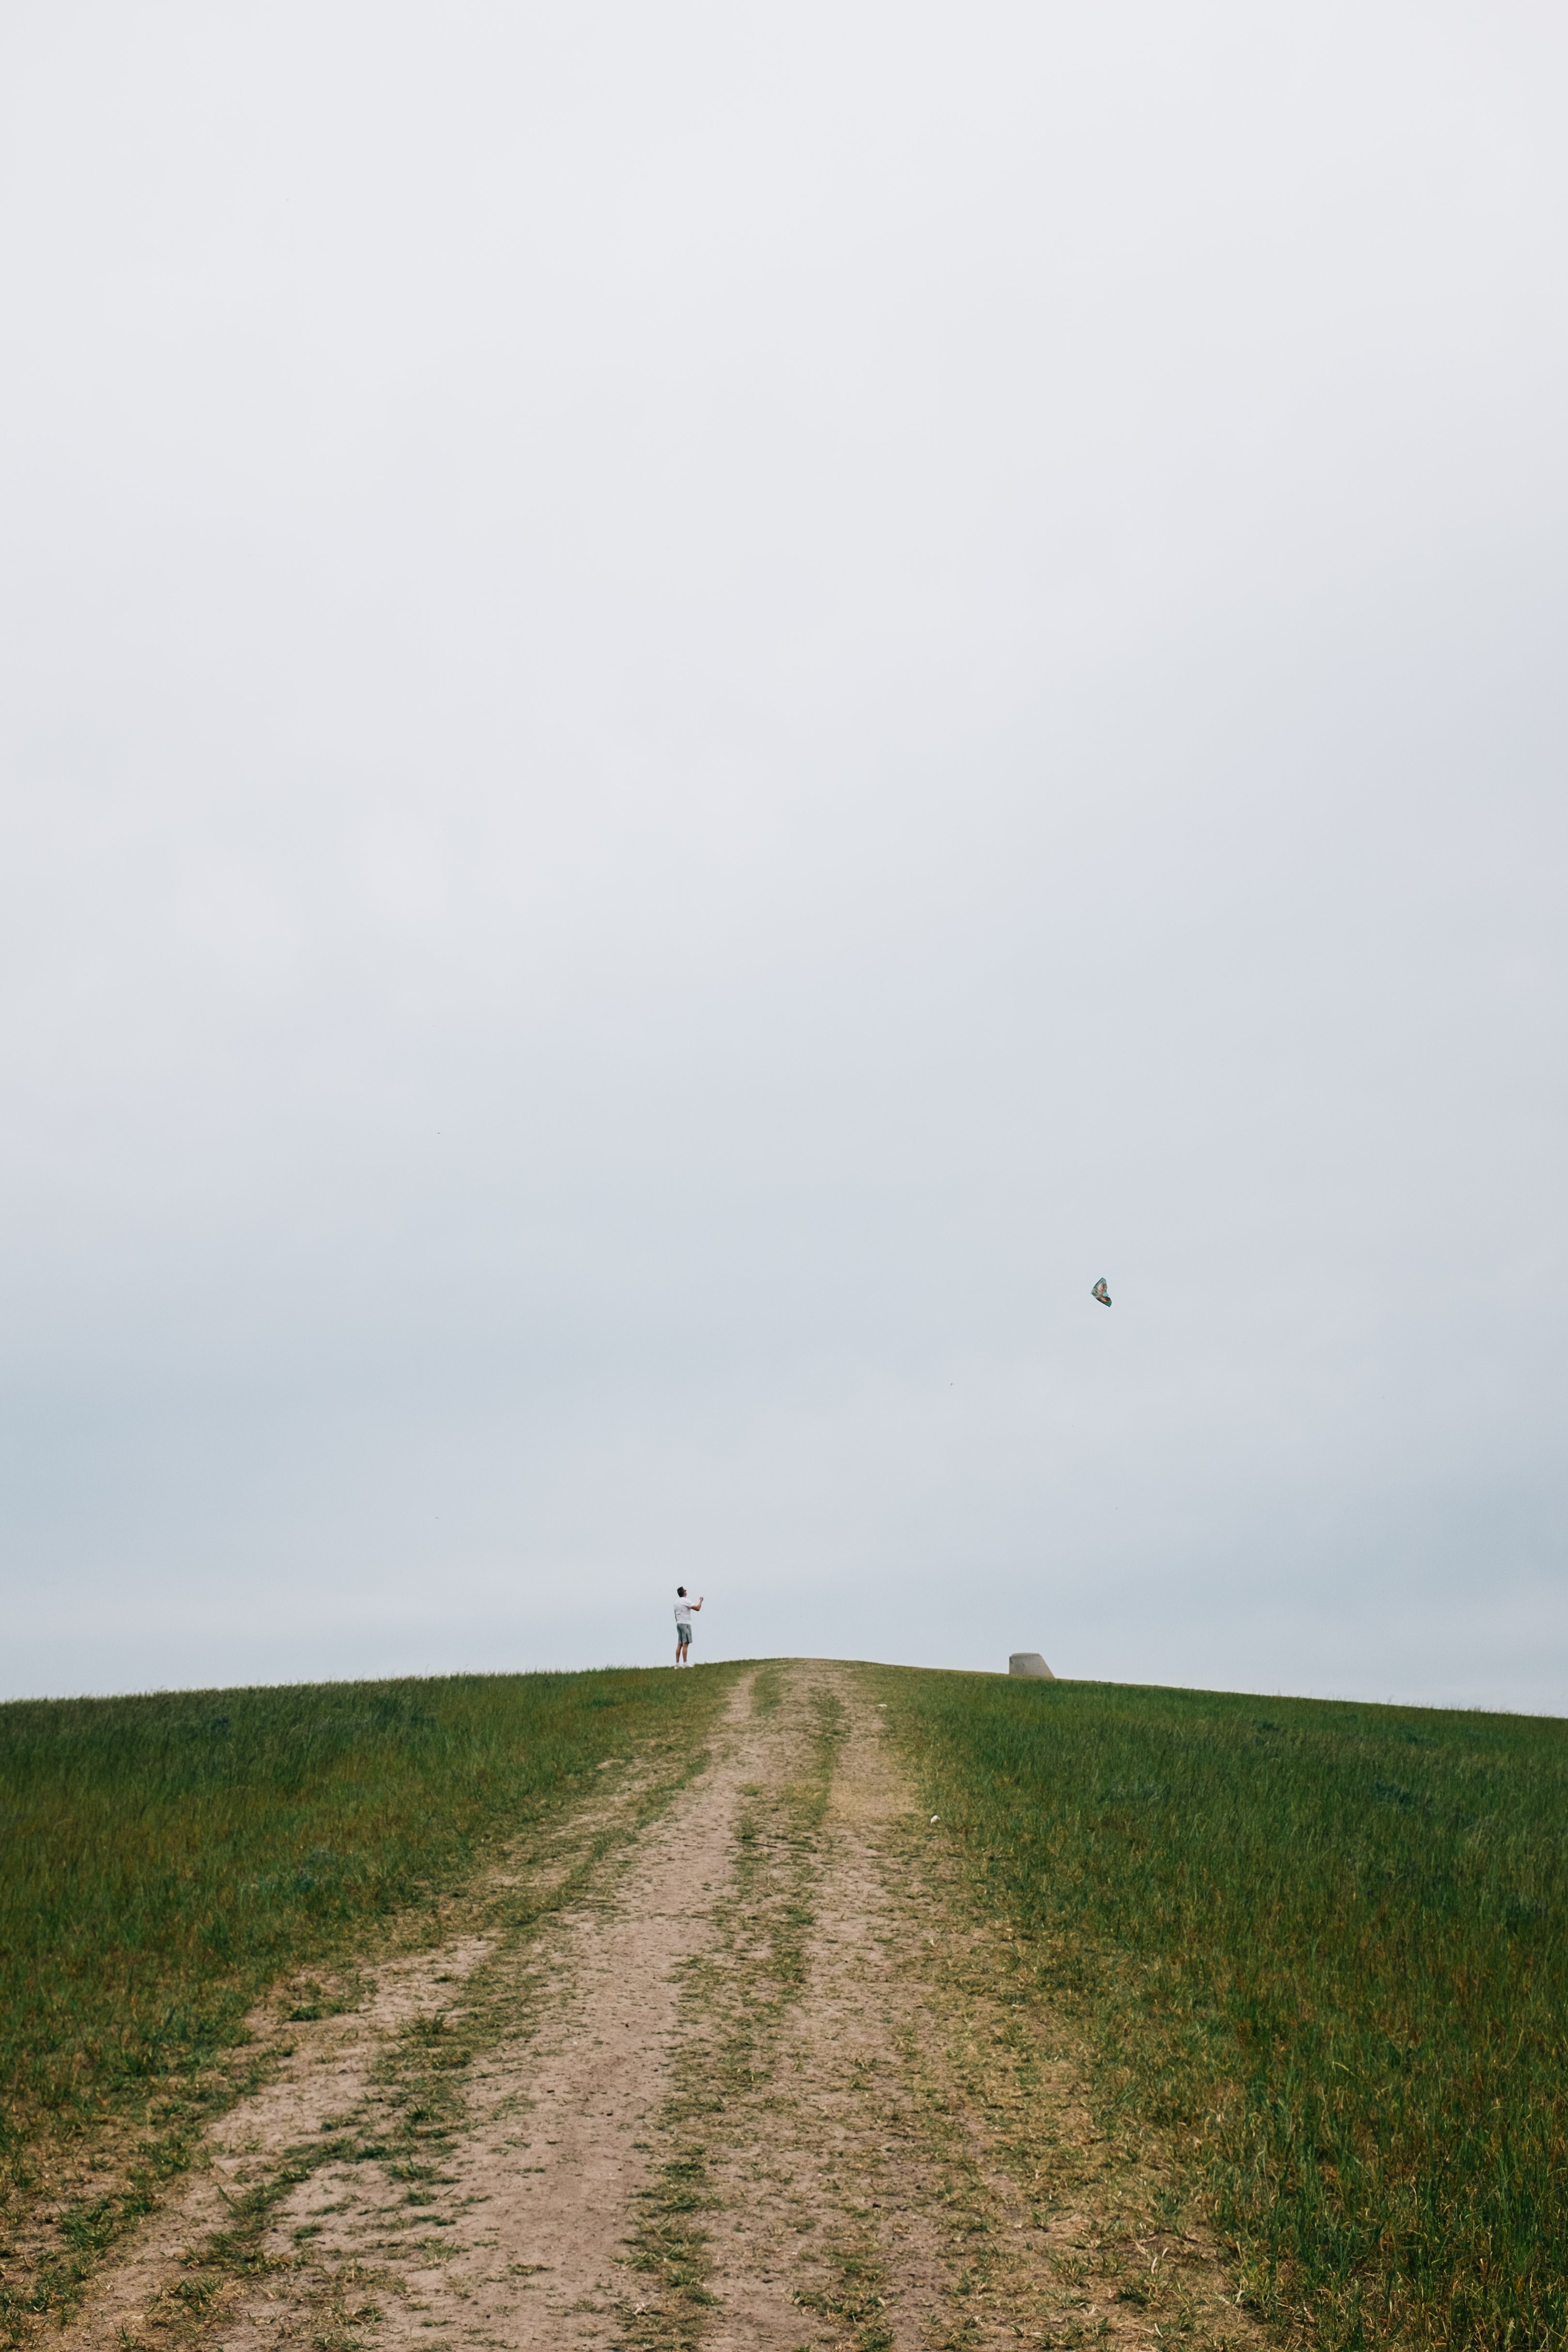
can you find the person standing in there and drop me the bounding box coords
[674,1586,703,1665]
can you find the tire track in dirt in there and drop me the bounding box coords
[51,1936,495,2352]
[644,1663,1263,2352]
[694,1667,951,2352]
[253,1670,774,2351]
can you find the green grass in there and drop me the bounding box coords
[0,1663,732,2331]
[887,1670,1568,2352]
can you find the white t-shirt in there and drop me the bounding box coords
[675,1597,694,1627]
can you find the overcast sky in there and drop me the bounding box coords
[1,3,1565,1709]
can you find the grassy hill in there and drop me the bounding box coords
[889,1669,1568,2352]
[1,1661,1561,2352]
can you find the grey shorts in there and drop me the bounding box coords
[676,1623,693,1643]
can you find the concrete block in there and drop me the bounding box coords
[1008,1651,1055,1679]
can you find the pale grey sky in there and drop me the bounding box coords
[2,3,1565,1707]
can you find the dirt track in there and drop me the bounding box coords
[61,1662,1256,2352]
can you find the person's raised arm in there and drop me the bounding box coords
[693,1597,704,1612]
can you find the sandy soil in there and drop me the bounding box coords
[57,1663,1259,2352]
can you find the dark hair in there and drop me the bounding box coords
[676,1585,686,1596]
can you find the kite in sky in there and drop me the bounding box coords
[1091,1278,1111,1306]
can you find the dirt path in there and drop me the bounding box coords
[64,1664,1257,2352]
